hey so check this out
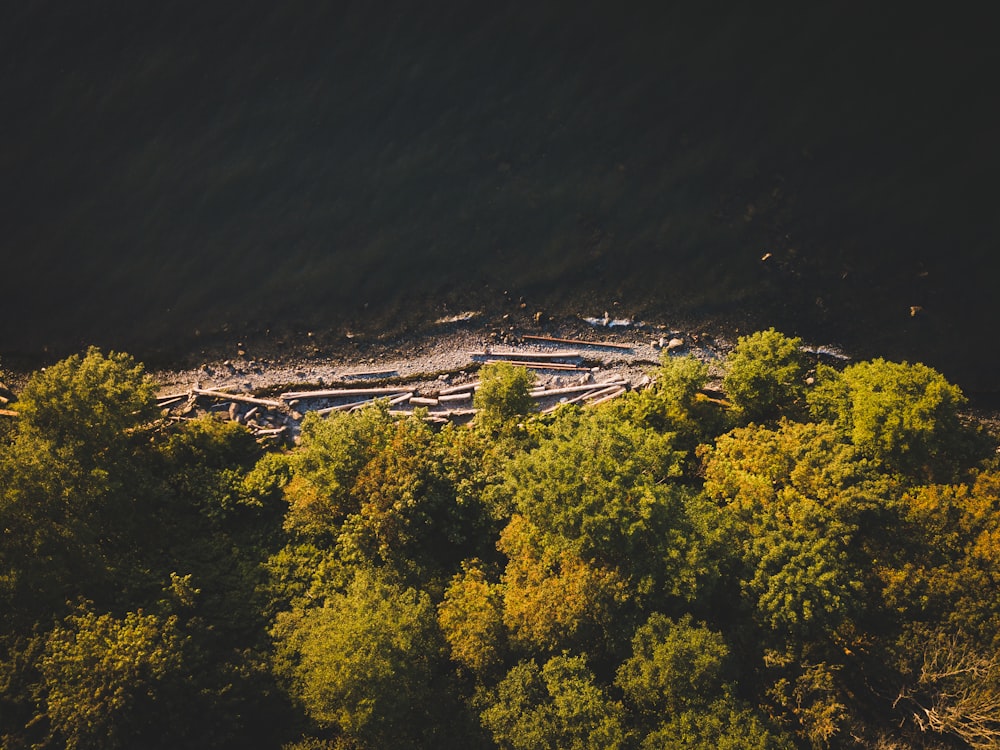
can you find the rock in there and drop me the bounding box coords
[533,310,544,325]
[667,337,684,351]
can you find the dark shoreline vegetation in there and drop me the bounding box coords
[2,329,999,749]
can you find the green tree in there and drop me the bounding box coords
[35,604,188,750]
[271,568,458,749]
[880,472,1000,638]
[337,417,493,583]
[639,698,794,750]
[722,328,808,423]
[281,403,396,540]
[480,654,627,750]
[16,347,158,459]
[0,349,162,629]
[618,353,726,449]
[615,612,730,714]
[473,362,535,439]
[808,358,973,479]
[438,561,507,675]
[503,408,695,601]
[701,420,886,745]
[498,514,626,654]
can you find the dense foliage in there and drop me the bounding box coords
[1,338,998,749]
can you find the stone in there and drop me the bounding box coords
[667,337,684,351]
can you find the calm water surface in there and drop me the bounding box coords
[1,2,997,393]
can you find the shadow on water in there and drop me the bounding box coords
[1,2,997,393]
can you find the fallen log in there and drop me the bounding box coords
[156,395,188,409]
[530,380,627,398]
[254,426,287,437]
[312,391,414,417]
[484,359,594,372]
[470,350,583,360]
[280,386,408,400]
[586,386,627,406]
[192,389,284,409]
[315,399,375,416]
[565,383,626,405]
[521,334,633,350]
[409,396,440,406]
[439,381,480,395]
[440,408,477,418]
[0,408,18,418]
[156,391,191,403]
[439,392,472,403]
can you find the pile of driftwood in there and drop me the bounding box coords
[155,334,644,439]
[158,374,636,439]
[157,387,295,440]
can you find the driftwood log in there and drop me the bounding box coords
[192,389,284,409]
[529,380,626,398]
[484,359,594,372]
[521,334,633,350]
[280,386,408,400]
[439,381,480,395]
[470,350,583,361]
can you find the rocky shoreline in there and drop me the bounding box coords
[148,315,737,440]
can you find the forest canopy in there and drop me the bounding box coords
[1,332,998,749]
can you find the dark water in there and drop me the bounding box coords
[2,2,998,393]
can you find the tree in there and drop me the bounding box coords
[880,472,1000,638]
[0,349,163,629]
[35,604,188,750]
[808,358,972,480]
[722,328,808,423]
[615,612,730,714]
[498,515,626,654]
[639,698,794,750]
[618,353,726,449]
[16,347,158,460]
[503,407,696,603]
[479,654,627,750]
[701,420,883,745]
[438,561,507,675]
[894,628,1000,750]
[337,417,490,583]
[281,403,396,540]
[271,568,456,749]
[473,362,535,439]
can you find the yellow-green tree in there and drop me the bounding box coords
[271,568,457,749]
[480,654,627,750]
[35,605,188,750]
[473,362,535,440]
[722,328,808,423]
[808,358,974,480]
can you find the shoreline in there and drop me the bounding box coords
[149,314,737,396]
[145,315,740,440]
[6,312,999,433]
